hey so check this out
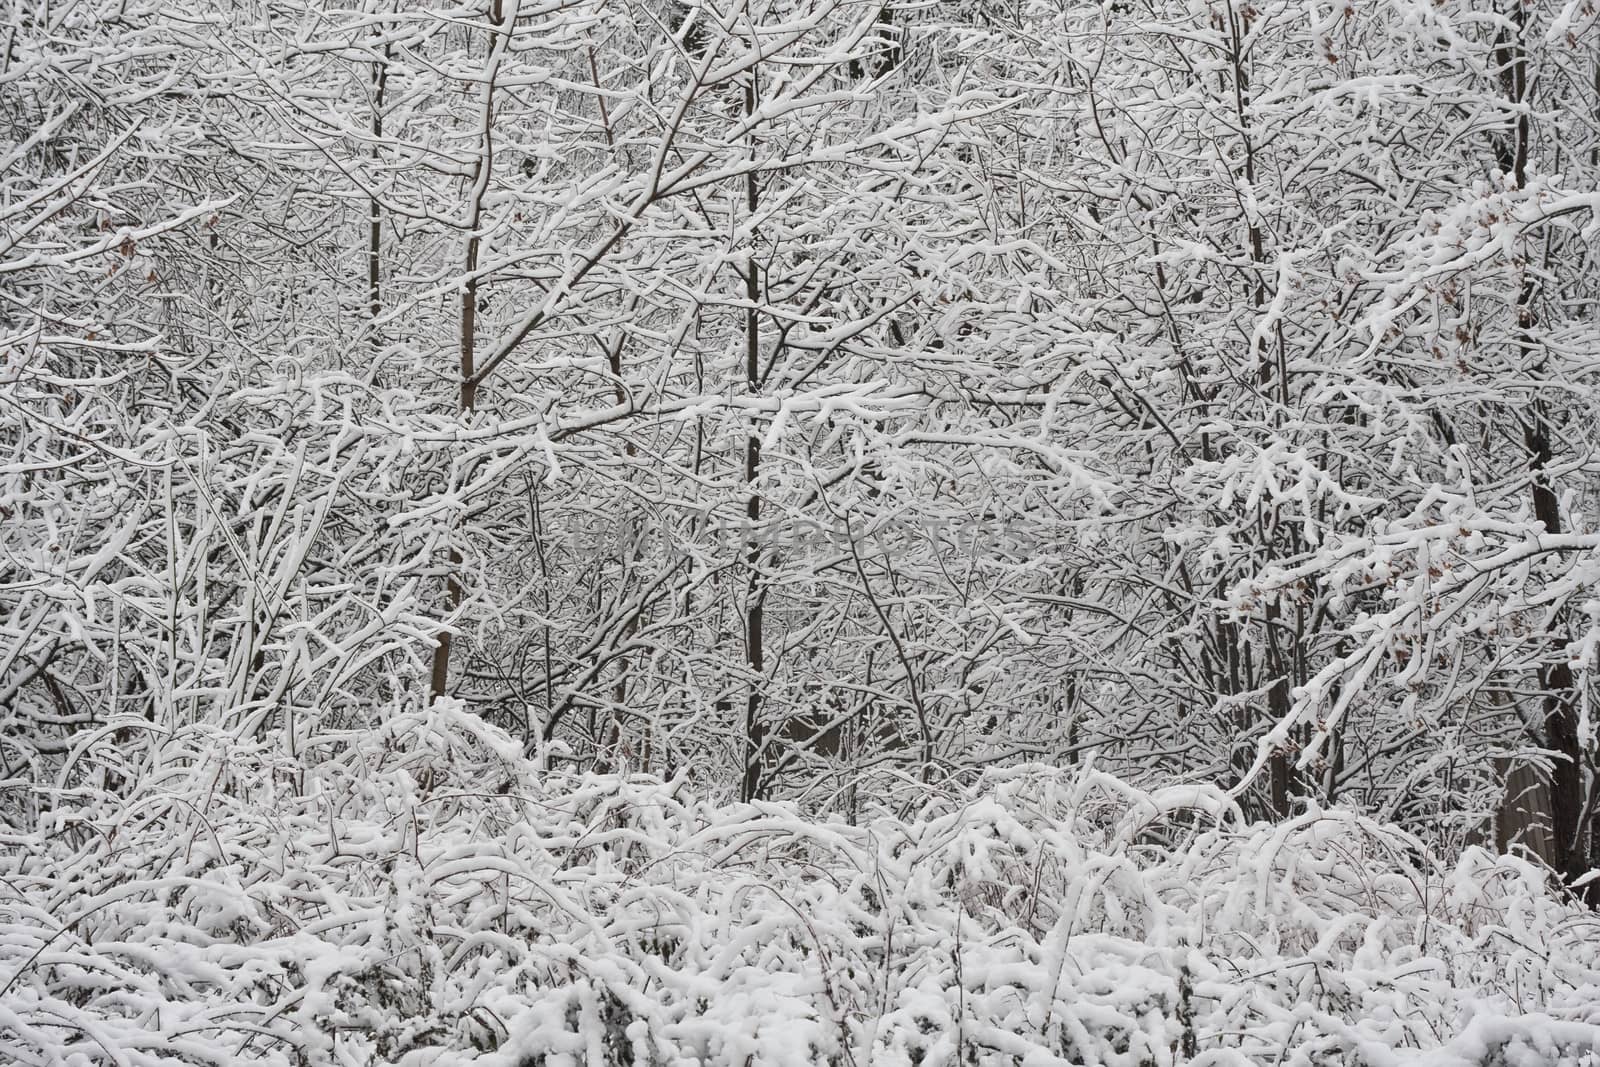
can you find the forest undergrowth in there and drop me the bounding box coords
[2,702,1598,1066]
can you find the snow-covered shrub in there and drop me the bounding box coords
[2,704,1597,1066]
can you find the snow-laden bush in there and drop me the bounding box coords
[2,703,1597,1067]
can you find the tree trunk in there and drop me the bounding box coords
[1491,0,1593,897]
[430,0,503,702]
[740,72,767,803]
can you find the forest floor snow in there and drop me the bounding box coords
[3,701,1598,1066]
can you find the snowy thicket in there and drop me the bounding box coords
[3,703,1597,1066]
[5,0,1600,1057]
[6,0,1600,865]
